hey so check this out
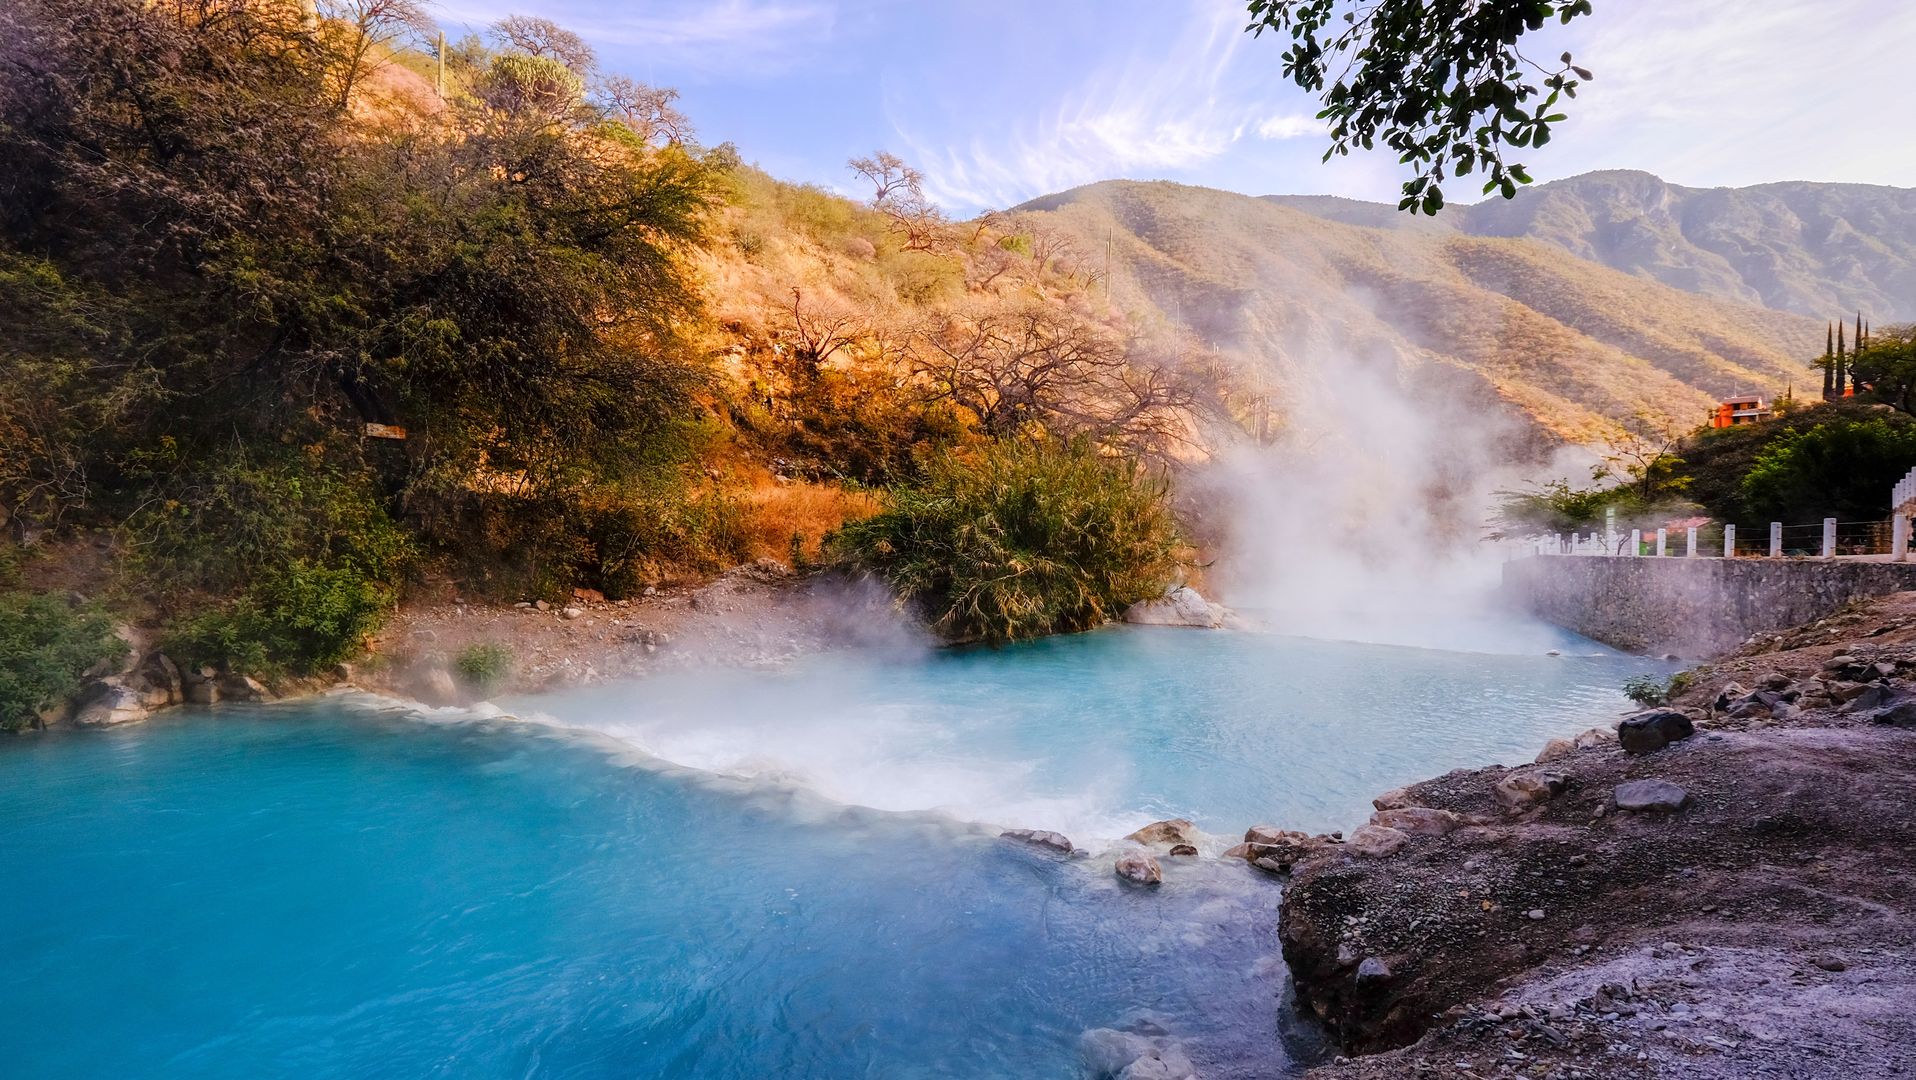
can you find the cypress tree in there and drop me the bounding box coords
[1836,321,1848,396]
[1823,321,1835,400]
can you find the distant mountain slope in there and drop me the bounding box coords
[1268,171,1916,321]
[1018,180,1822,443]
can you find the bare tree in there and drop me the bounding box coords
[594,75,691,144]
[319,0,432,110]
[784,288,868,368]
[847,150,950,253]
[490,14,596,74]
[1603,411,1688,504]
[912,301,1197,449]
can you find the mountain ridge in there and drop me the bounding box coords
[1261,170,1916,321]
[1015,178,1824,443]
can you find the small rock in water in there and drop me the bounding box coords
[1166,844,1198,857]
[1000,829,1074,855]
[1114,852,1163,885]
[1121,585,1224,629]
[1125,818,1196,846]
[1614,779,1689,812]
[1346,824,1409,858]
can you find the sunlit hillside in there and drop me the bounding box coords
[1018,180,1824,443]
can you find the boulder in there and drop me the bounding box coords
[1371,786,1417,811]
[1167,844,1198,857]
[184,679,221,705]
[1757,671,1792,691]
[1843,683,1901,713]
[1535,735,1577,764]
[1079,1028,1197,1080]
[220,675,270,703]
[1244,823,1299,845]
[1617,709,1694,754]
[1573,726,1618,749]
[1493,771,1567,810]
[571,587,605,604]
[1125,818,1196,846]
[412,666,460,706]
[1000,828,1074,855]
[560,606,585,620]
[139,651,183,706]
[1346,824,1408,858]
[1614,779,1689,812]
[1354,956,1392,991]
[1823,654,1859,671]
[71,681,149,727]
[1115,852,1163,885]
[1220,842,1254,860]
[1370,806,1459,836]
[1862,698,1916,729]
[1122,586,1224,629]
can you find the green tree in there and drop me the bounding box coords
[0,592,120,731]
[1245,0,1593,214]
[1850,324,1916,415]
[833,439,1180,644]
[1738,417,1916,522]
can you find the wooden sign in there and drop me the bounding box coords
[363,423,408,441]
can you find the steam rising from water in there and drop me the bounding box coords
[1204,355,1565,652]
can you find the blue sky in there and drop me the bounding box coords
[435,0,1915,214]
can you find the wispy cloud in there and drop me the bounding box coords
[1255,113,1322,141]
[890,1,1306,210]
[435,0,836,76]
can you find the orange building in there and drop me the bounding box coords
[1710,393,1772,429]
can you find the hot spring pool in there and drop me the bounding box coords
[0,623,1672,1078]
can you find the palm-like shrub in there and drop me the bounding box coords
[834,439,1179,643]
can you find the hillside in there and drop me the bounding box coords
[1270,170,1916,321]
[1020,180,1824,443]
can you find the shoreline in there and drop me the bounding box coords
[1277,591,1916,1079]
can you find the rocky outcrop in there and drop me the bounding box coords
[1281,606,1916,1079]
[1122,587,1225,629]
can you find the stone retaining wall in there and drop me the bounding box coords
[1502,555,1916,657]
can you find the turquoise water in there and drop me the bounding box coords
[0,623,1670,1078]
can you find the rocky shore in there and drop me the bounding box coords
[1264,592,1916,1079]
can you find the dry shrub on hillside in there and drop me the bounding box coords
[739,479,880,564]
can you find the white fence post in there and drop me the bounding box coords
[1686,527,1698,557]
[1656,528,1667,557]
[1629,528,1642,556]
[1823,518,1837,558]
[1769,522,1782,557]
[1724,524,1736,558]
[1896,515,1910,563]
[1605,506,1617,555]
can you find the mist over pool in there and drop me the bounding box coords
[0,616,1673,1078]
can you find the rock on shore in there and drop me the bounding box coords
[1123,587,1226,629]
[1280,590,1916,1079]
